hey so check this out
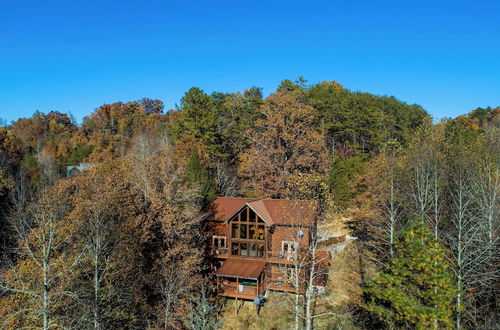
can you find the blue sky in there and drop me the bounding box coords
[0,0,498,123]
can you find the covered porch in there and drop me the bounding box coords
[216,259,266,300]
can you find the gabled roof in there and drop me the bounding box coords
[247,200,273,224]
[210,197,259,221]
[208,197,317,226]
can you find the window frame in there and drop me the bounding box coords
[229,206,267,258]
[212,235,227,248]
[282,241,298,253]
[285,267,296,282]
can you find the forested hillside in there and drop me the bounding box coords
[0,79,498,329]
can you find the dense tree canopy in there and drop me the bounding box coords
[238,89,327,198]
[0,79,497,329]
[307,81,430,156]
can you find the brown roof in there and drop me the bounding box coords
[216,259,266,280]
[261,199,317,226]
[247,200,274,224]
[208,197,317,226]
[210,197,259,221]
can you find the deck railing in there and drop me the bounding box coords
[211,247,299,263]
[267,278,295,287]
[211,247,229,257]
[266,251,296,263]
[219,283,258,298]
[266,278,301,293]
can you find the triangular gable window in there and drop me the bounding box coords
[228,206,266,224]
[229,206,266,257]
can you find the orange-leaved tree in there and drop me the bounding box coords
[239,89,327,198]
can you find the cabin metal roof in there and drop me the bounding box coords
[209,197,317,226]
[216,259,266,280]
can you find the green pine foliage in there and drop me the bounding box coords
[329,155,366,207]
[307,81,430,155]
[21,152,38,170]
[66,144,94,165]
[211,87,263,161]
[170,87,263,160]
[364,220,456,329]
[169,87,222,157]
[186,147,216,207]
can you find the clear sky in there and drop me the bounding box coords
[0,0,498,123]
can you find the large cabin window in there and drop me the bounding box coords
[230,223,265,240]
[229,206,267,258]
[257,226,265,240]
[240,243,248,256]
[257,244,265,257]
[230,220,265,241]
[249,225,256,239]
[249,209,256,222]
[240,224,247,239]
[231,223,239,238]
[249,243,256,257]
[231,242,239,256]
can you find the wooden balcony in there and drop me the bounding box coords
[219,283,259,300]
[210,247,296,265]
[266,278,304,294]
[266,251,296,265]
[211,247,229,258]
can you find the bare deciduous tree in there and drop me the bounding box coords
[402,125,447,239]
[157,264,192,329]
[214,160,239,197]
[72,180,127,330]
[355,149,404,264]
[1,179,78,329]
[445,159,491,329]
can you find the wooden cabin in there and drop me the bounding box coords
[66,163,92,177]
[205,197,329,300]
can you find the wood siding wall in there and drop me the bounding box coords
[270,226,311,251]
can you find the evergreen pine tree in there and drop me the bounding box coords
[186,147,216,207]
[364,220,455,329]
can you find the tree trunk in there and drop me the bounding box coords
[294,266,300,330]
[388,177,396,259]
[43,259,49,330]
[164,295,171,330]
[305,246,317,330]
[94,230,101,330]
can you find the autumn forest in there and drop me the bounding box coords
[0,79,498,329]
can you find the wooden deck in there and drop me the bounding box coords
[213,251,307,299]
[219,281,302,298]
[267,283,298,293]
[219,284,259,300]
[266,251,295,265]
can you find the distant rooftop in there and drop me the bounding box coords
[66,163,92,177]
